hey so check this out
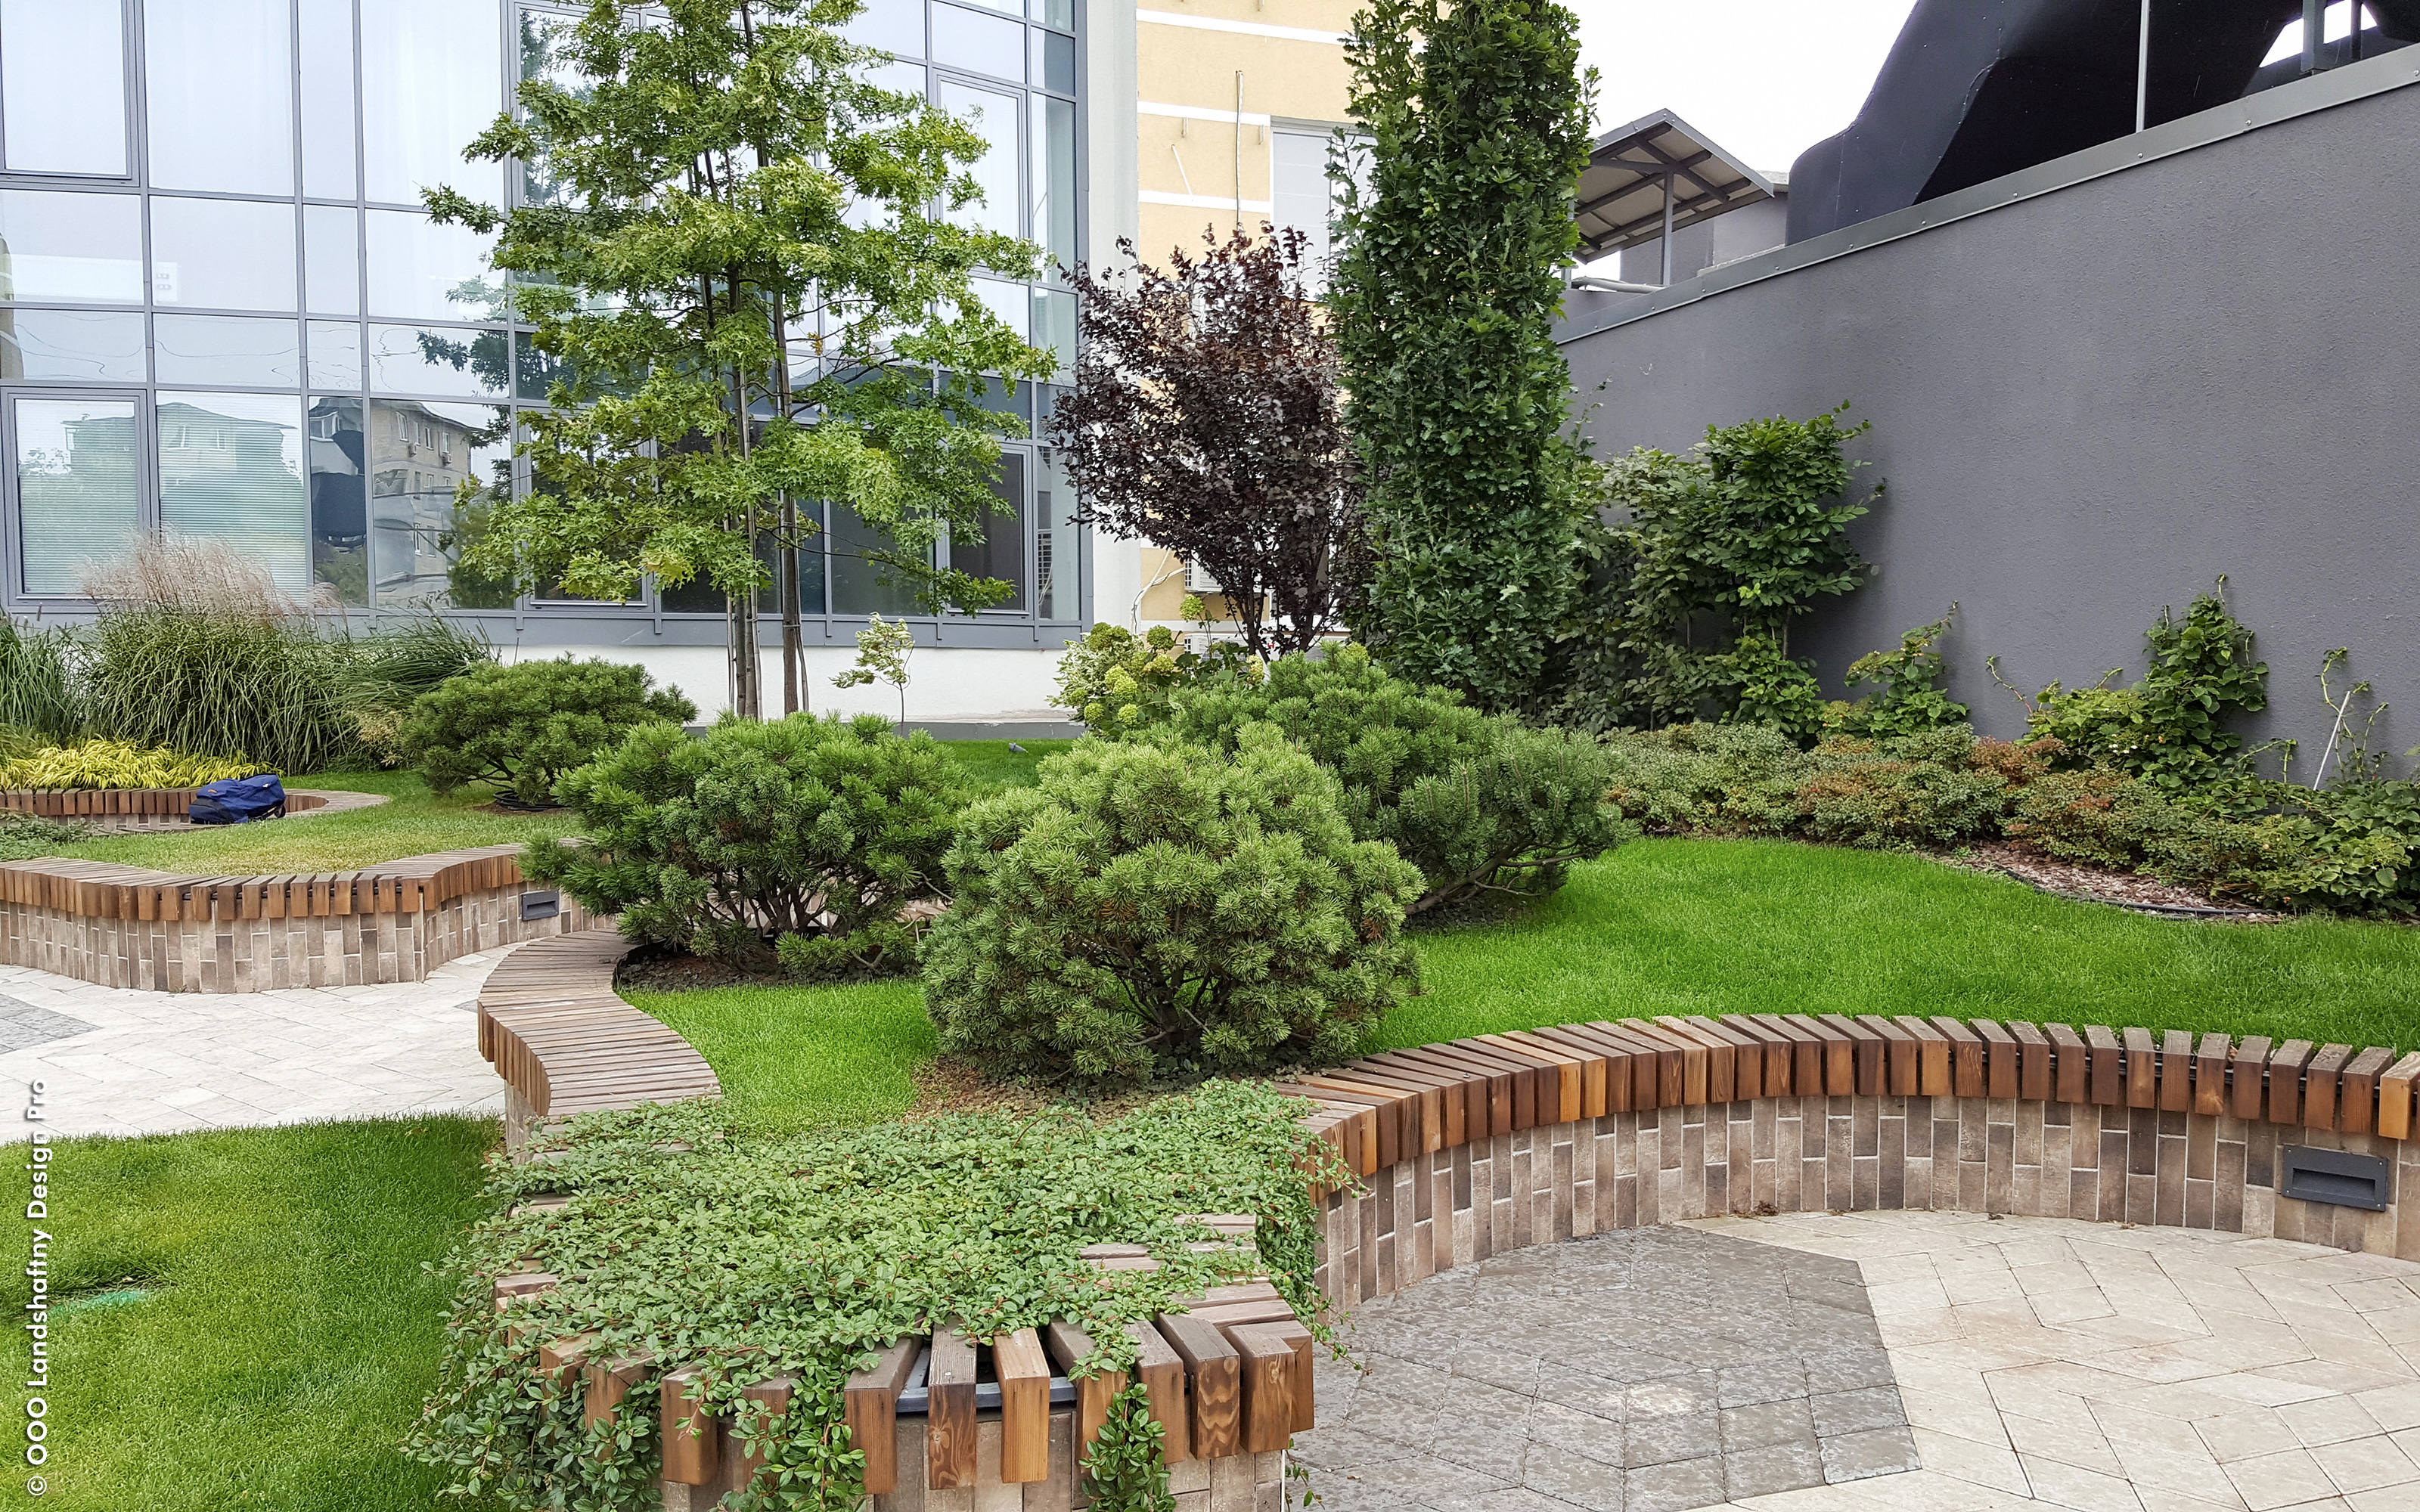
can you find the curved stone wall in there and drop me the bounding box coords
[1285,1018,2420,1311]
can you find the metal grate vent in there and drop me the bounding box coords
[2279,1145,2391,1211]
[519,890,561,922]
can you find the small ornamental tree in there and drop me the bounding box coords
[1331,0,1598,712]
[923,730,1423,1081]
[402,655,696,807]
[428,0,1052,718]
[1051,228,1367,658]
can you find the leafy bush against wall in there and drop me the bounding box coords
[1163,644,1630,913]
[2018,586,2268,791]
[1053,623,1257,737]
[408,1086,1345,1511]
[923,730,1423,1082]
[403,656,695,807]
[1827,612,1970,739]
[532,714,968,974]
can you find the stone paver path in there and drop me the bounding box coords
[1298,1210,2420,1511]
[0,947,530,1141]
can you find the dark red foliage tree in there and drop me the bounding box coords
[1048,226,1367,659]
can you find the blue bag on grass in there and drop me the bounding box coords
[190,774,287,825]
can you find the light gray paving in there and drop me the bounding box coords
[1299,1212,2420,1512]
[0,944,532,1140]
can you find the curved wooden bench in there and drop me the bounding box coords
[0,785,385,829]
[1280,1015,2420,1309]
[477,926,721,1151]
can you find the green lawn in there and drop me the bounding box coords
[627,980,933,1136]
[937,736,1075,789]
[29,1117,492,1511]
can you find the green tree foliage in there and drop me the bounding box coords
[1573,407,1878,732]
[529,713,968,971]
[923,731,1424,1082]
[830,613,915,732]
[402,656,697,807]
[1330,0,1597,712]
[1162,643,1629,912]
[427,0,1052,717]
[1052,623,1259,737]
[1826,612,1971,739]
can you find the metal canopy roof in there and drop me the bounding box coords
[1573,110,1778,259]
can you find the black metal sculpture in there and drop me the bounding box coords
[1788,0,2420,244]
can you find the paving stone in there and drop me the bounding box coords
[1622,1455,1730,1512]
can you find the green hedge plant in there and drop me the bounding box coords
[405,655,695,807]
[1163,644,1630,913]
[529,712,967,973]
[922,729,1423,1082]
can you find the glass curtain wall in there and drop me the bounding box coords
[0,0,1083,633]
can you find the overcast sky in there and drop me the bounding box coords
[1571,1,1919,175]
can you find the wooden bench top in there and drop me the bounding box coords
[478,926,720,1121]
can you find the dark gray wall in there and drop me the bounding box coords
[1561,64,2420,774]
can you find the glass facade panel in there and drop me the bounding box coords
[15,396,139,595]
[151,197,296,311]
[157,392,310,591]
[144,0,293,196]
[1032,95,1075,280]
[1,0,129,176]
[516,5,590,208]
[154,314,303,388]
[844,0,923,57]
[932,7,1025,82]
[935,80,1019,239]
[0,309,146,383]
[308,396,366,604]
[1029,0,1074,32]
[306,319,362,389]
[368,398,513,608]
[1272,129,1336,285]
[1032,286,1073,379]
[964,277,1028,341]
[299,0,360,198]
[0,190,144,304]
[1034,444,1075,621]
[365,209,503,322]
[305,206,362,315]
[366,324,510,398]
[361,0,502,208]
[1032,29,1075,94]
[951,451,1024,610]
[828,502,926,615]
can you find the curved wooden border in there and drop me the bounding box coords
[476,927,720,1150]
[1283,1016,2420,1309]
[0,785,386,823]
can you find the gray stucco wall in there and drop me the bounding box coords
[1559,60,2420,773]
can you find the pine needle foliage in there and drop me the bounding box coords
[1330,0,1598,712]
[407,1085,1345,1511]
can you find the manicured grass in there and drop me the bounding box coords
[42,769,576,872]
[29,1117,494,1511]
[1383,838,2420,1055]
[627,980,935,1136]
[938,736,1076,789]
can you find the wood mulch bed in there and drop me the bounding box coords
[1943,841,2278,920]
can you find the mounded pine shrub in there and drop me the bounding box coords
[403,655,695,807]
[922,728,1424,1082]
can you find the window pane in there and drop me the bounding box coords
[963,277,1028,341]
[1032,29,1074,94]
[0,190,143,303]
[828,502,927,615]
[0,309,147,382]
[151,198,297,311]
[1,0,128,175]
[1029,0,1073,31]
[366,323,510,398]
[1032,95,1075,280]
[157,392,311,593]
[305,206,362,315]
[308,397,367,605]
[951,451,1024,612]
[144,0,293,195]
[516,5,592,208]
[365,209,504,321]
[154,314,303,387]
[844,0,923,57]
[935,80,1019,238]
[1033,286,1073,379]
[15,397,139,595]
[1035,444,1076,620]
[306,320,362,389]
[1272,129,1334,285]
[368,398,513,608]
[931,7,1025,81]
[361,0,503,208]
[300,0,360,197]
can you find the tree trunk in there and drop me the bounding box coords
[780,494,803,715]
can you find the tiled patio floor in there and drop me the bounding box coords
[1297,1209,2420,1511]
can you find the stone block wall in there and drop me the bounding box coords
[856,1411,1286,1512]
[1315,1093,2420,1310]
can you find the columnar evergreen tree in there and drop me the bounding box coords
[428,0,1051,717]
[1330,0,1596,713]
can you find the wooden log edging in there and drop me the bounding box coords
[476,926,721,1152]
[0,785,384,824]
[1281,1016,2420,1309]
[0,841,595,991]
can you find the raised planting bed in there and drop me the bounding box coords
[0,841,594,991]
[1281,1014,2420,1311]
[0,784,386,831]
